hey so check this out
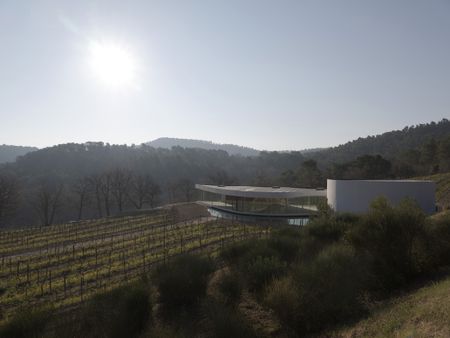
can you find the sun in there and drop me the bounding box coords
[88,40,137,88]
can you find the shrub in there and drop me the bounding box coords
[264,275,298,326]
[220,241,254,266]
[238,241,279,267]
[217,273,243,306]
[146,325,184,338]
[347,197,427,291]
[58,282,152,338]
[0,307,50,338]
[335,212,360,224]
[292,244,369,334]
[245,256,287,292]
[424,214,450,268]
[154,254,214,315]
[307,216,349,243]
[204,300,257,338]
[268,230,301,263]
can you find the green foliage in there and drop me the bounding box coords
[217,273,243,306]
[307,216,348,242]
[220,241,254,266]
[264,276,298,326]
[307,118,450,172]
[245,256,287,292]
[293,244,369,334]
[347,197,427,291]
[295,215,350,262]
[0,307,51,338]
[146,325,184,338]
[267,228,302,263]
[280,159,324,187]
[57,282,152,338]
[204,300,257,338]
[424,213,450,268]
[154,254,214,316]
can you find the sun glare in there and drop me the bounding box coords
[88,40,137,88]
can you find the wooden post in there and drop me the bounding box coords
[80,275,83,301]
[64,274,67,297]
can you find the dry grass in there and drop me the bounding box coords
[330,276,450,338]
[416,172,450,210]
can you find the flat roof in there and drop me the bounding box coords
[195,184,327,199]
[327,179,435,184]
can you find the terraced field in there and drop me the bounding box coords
[0,210,266,323]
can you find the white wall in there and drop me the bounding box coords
[327,179,436,214]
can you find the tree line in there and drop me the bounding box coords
[0,120,449,226]
[0,169,198,227]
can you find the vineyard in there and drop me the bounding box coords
[0,210,267,323]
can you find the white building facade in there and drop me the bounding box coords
[327,179,436,215]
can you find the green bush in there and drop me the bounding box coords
[217,273,243,306]
[292,244,369,334]
[347,197,427,291]
[335,212,360,224]
[264,275,298,327]
[293,216,350,264]
[154,254,214,315]
[268,231,301,263]
[424,214,450,268]
[220,241,254,266]
[204,300,257,338]
[245,256,287,292]
[146,325,184,338]
[306,216,349,243]
[57,282,152,338]
[0,307,51,338]
[238,241,279,267]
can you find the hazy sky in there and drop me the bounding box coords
[1,1,449,150]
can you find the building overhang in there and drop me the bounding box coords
[195,184,327,199]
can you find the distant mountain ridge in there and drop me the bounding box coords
[0,145,38,164]
[146,137,260,157]
[305,119,450,164]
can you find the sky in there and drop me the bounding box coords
[0,0,449,151]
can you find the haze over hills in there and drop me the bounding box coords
[305,118,450,165]
[0,145,38,164]
[146,137,261,157]
[0,118,449,226]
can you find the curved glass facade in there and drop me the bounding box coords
[197,187,326,225]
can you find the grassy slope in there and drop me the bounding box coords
[417,172,450,209]
[331,276,450,338]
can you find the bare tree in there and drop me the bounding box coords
[0,174,20,225]
[100,172,112,217]
[87,174,103,218]
[35,182,64,226]
[127,174,161,209]
[167,182,179,204]
[111,168,132,212]
[72,177,90,220]
[147,180,162,208]
[208,170,235,186]
[177,178,195,202]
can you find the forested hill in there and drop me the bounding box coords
[1,119,449,226]
[0,145,37,164]
[146,137,260,157]
[306,119,450,165]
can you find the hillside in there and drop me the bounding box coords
[0,145,37,164]
[331,275,450,338]
[417,172,450,210]
[307,119,450,165]
[146,137,260,156]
